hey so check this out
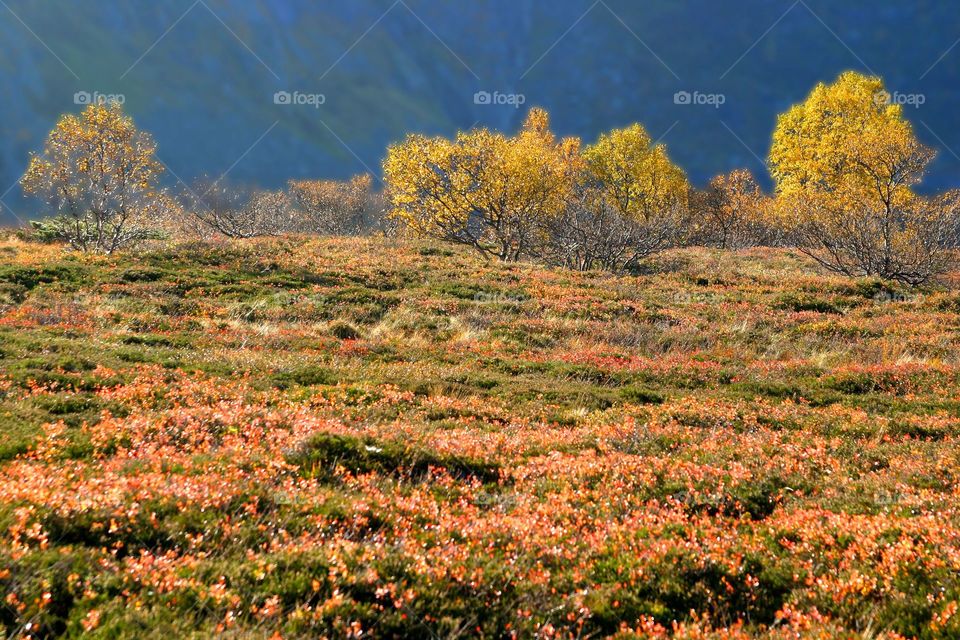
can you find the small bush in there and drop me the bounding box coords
[329,320,362,340]
[776,293,843,314]
[288,433,501,484]
[619,386,665,405]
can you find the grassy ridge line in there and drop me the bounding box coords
[1,236,960,637]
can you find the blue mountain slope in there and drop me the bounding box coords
[1,0,958,224]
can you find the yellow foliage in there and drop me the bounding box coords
[20,102,167,253]
[769,71,953,284]
[383,108,578,260]
[384,109,691,263]
[770,71,932,226]
[582,123,688,222]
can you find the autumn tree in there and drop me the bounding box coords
[21,102,173,253]
[288,174,378,236]
[770,71,958,284]
[544,123,688,271]
[383,108,578,261]
[688,169,776,249]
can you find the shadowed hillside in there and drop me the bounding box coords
[2,0,960,223]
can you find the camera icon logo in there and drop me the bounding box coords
[74,91,92,105]
[673,91,692,105]
[273,91,292,105]
[474,91,492,105]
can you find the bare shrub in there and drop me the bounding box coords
[288,174,381,235]
[181,179,294,239]
[542,185,681,272]
[786,190,960,285]
[687,170,781,249]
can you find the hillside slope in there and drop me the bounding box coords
[1,237,960,636]
[2,0,960,224]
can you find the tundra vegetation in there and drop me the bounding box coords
[2,72,960,638]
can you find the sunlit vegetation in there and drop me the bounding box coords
[5,67,960,638]
[1,236,960,637]
[23,73,960,286]
[770,72,960,284]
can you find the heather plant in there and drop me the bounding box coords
[1,237,960,638]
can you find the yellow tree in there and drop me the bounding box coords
[583,123,688,223]
[21,102,171,253]
[383,108,578,261]
[545,123,688,271]
[770,71,955,284]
